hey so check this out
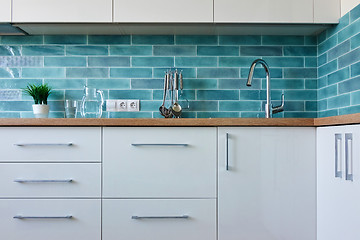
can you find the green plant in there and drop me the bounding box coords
[23,83,52,104]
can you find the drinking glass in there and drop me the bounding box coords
[65,100,77,118]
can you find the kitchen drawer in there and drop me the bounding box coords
[0,199,100,240]
[103,127,216,198]
[0,127,101,162]
[0,163,101,198]
[102,199,216,240]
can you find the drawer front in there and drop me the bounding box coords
[0,127,101,162]
[0,199,100,240]
[0,163,101,198]
[103,127,216,198]
[103,199,216,240]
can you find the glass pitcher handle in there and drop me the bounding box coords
[97,90,104,118]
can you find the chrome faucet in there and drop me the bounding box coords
[246,59,284,118]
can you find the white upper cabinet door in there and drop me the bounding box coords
[114,0,213,22]
[0,0,11,22]
[12,0,112,22]
[214,0,313,23]
[314,0,340,23]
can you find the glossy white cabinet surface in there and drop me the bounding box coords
[0,0,11,22]
[103,127,216,198]
[315,0,340,23]
[114,0,213,22]
[218,127,316,240]
[317,125,360,240]
[103,199,216,240]
[0,199,101,240]
[12,0,112,22]
[214,0,313,23]
[0,163,101,198]
[0,127,101,162]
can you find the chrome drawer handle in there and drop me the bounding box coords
[132,215,189,219]
[345,133,353,181]
[14,215,73,219]
[335,134,342,178]
[14,179,73,183]
[131,144,188,147]
[14,143,73,147]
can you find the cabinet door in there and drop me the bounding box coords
[214,0,313,23]
[218,127,316,240]
[114,0,213,22]
[314,0,340,23]
[0,0,11,22]
[12,0,112,22]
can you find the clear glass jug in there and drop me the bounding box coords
[80,87,104,118]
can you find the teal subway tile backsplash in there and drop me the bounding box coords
[110,46,152,56]
[66,46,108,56]
[153,46,196,56]
[197,46,239,56]
[88,56,130,67]
[262,36,304,45]
[240,46,282,56]
[219,35,261,45]
[22,46,64,56]
[88,35,130,45]
[44,57,86,67]
[1,35,43,44]
[175,57,217,67]
[44,35,86,44]
[175,35,217,45]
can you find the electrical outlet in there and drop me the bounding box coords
[117,100,127,111]
[127,100,140,112]
[106,99,140,112]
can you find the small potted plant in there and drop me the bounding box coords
[23,83,52,118]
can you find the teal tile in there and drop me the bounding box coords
[175,57,217,67]
[339,105,360,115]
[351,61,360,77]
[47,90,64,100]
[109,112,153,118]
[318,53,327,66]
[240,90,260,100]
[240,46,282,56]
[305,79,317,89]
[318,99,327,111]
[44,35,86,44]
[328,67,350,85]
[350,3,360,22]
[318,31,327,44]
[318,76,327,88]
[197,46,239,56]
[132,57,174,67]
[327,13,349,37]
[65,90,88,100]
[88,57,130,67]
[271,79,304,89]
[153,46,196,56]
[153,90,195,100]
[219,57,258,67]
[351,90,360,104]
[133,35,174,45]
[109,90,152,100]
[241,112,264,118]
[305,36,317,45]
[0,112,20,118]
[219,101,261,111]
[153,68,196,78]
[110,68,152,78]
[131,79,163,89]
[241,68,283,78]
[339,76,360,94]
[0,68,20,78]
[87,79,130,89]
[183,79,217,89]
[305,101,317,111]
[328,94,350,108]
[338,19,360,43]
[66,46,108,55]
[0,79,41,89]
[22,46,65,56]
[305,57,317,67]
[197,112,240,118]
[110,46,152,56]
[318,85,337,99]
[262,36,304,45]
[0,101,32,111]
[280,101,304,111]
[318,110,338,117]
[283,46,317,56]
[88,35,130,44]
[66,68,108,78]
[283,90,317,100]
[219,78,261,89]
[318,60,337,77]
[188,101,218,111]
[22,68,65,78]
[318,35,337,55]
[45,79,85,89]
[263,57,304,67]
[0,56,43,67]
[0,46,21,56]
[219,35,261,45]
[328,40,350,61]
[44,57,86,67]
[1,35,43,44]
[339,47,360,69]
[175,35,217,45]
[197,90,239,100]
[137,101,162,111]
[284,112,317,118]
[197,68,239,78]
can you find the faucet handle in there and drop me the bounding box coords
[272,93,285,114]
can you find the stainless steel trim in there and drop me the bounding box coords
[226,133,229,171]
[14,215,73,219]
[131,215,189,219]
[14,143,73,147]
[14,179,73,183]
[131,143,188,147]
[345,133,353,181]
[335,134,342,178]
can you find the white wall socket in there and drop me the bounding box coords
[106,99,140,112]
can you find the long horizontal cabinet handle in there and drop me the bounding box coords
[14,215,73,219]
[131,143,188,147]
[14,179,73,183]
[132,215,189,219]
[14,143,73,147]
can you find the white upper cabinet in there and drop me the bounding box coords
[0,0,11,22]
[315,0,340,23]
[12,0,112,22]
[214,0,314,23]
[114,0,213,22]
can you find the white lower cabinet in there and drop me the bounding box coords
[102,199,216,240]
[0,199,101,240]
[218,127,316,240]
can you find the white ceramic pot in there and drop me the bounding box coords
[32,104,49,118]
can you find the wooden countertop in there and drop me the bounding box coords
[0,113,359,127]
